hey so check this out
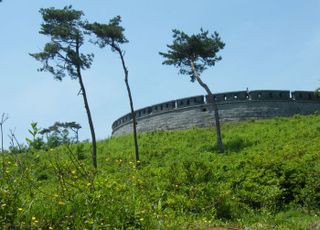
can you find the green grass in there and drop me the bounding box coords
[1,114,320,229]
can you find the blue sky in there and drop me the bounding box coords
[0,0,320,149]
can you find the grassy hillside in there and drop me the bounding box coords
[1,115,320,229]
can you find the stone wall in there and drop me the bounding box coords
[112,90,320,136]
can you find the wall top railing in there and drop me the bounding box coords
[112,90,320,129]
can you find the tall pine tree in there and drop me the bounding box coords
[30,6,98,167]
[160,29,225,152]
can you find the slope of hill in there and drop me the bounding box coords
[1,114,320,229]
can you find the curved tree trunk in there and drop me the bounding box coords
[76,43,97,168]
[117,48,140,164]
[190,61,224,153]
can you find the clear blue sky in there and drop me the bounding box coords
[0,0,320,149]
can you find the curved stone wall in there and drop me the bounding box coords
[112,90,320,136]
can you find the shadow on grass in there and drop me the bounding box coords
[199,136,253,153]
[224,136,253,152]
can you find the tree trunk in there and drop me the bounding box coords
[1,124,3,152]
[12,133,22,151]
[76,43,97,168]
[117,48,140,164]
[77,70,97,168]
[190,61,224,153]
[75,129,79,143]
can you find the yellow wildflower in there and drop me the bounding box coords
[58,201,65,205]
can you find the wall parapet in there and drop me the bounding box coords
[112,90,320,133]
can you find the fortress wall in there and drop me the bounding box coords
[111,90,320,136]
[112,99,320,136]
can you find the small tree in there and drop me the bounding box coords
[0,113,8,152]
[40,121,82,147]
[26,122,45,151]
[85,16,140,163]
[30,6,97,168]
[159,29,225,152]
[64,121,81,143]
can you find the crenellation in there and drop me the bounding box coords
[292,91,320,101]
[230,91,248,100]
[249,90,290,100]
[158,100,176,112]
[206,91,248,102]
[150,100,176,114]
[177,95,204,108]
